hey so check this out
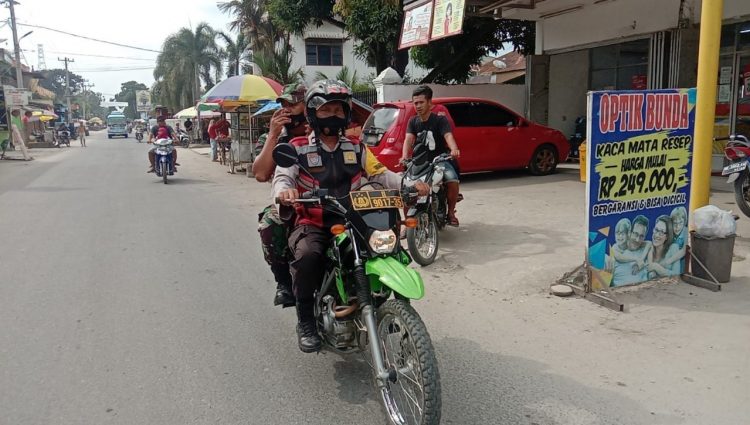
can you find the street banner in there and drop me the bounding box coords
[3,86,30,107]
[399,0,434,49]
[586,88,696,290]
[136,90,152,112]
[430,0,465,41]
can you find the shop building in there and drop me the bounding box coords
[475,0,750,170]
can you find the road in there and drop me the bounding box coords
[1,130,748,425]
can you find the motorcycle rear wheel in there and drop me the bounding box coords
[407,211,439,266]
[376,299,441,425]
[734,170,750,217]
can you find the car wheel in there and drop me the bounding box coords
[529,144,558,176]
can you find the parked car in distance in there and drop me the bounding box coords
[361,97,569,175]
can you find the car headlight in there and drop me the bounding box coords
[369,230,398,254]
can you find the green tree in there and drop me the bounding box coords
[267,0,406,75]
[218,31,251,77]
[411,18,535,84]
[217,0,282,56]
[253,43,305,85]
[314,66,368,90]
[153,23,223,111]
[39,69,85,103]
[76,90,107,120]
[115,81,148,119]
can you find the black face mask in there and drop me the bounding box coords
[317,116,347,136]
[284,112,306,132]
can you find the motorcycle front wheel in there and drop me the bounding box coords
[407,211,439,266]
[161,162,168,184]
[734,170,750,217]
[376,299,441,425]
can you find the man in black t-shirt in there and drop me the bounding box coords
[401,85,461,226]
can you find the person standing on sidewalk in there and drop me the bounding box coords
[207,118,217,161]
[22,110,32,144]
[10,109,33,161]
[78,120,87,147]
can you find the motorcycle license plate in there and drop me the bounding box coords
[722,161,747,176]
[350,189,403,211]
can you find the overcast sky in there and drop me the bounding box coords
[0,0,232,98]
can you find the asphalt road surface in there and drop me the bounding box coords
[2,130,747,425]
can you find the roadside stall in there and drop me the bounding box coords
[175,106,221,142]
[199,75,282,174]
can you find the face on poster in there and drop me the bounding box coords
[430,0,464,40]
[399,0,433,49]
[586,88,695,290]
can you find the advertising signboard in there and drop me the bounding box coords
[399,0,434,49]
[136,90,152,112]
[586,89,696,290]
[430,0,465,41]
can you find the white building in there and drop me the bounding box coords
[287,18,428,86]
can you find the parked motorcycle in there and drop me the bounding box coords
[272,144,442,425]
[721,134,750,217]
[55,130,71,147]
[568,116,586,161]
[402,151,453,266]
[177,129,190,148]
[153,138,175,184]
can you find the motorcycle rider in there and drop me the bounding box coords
[254,83,308,308]
[147,116,179,173]
[273,80,429,352]
[400,85,462,226]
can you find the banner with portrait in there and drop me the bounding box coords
[586,89,696,290]
[136,90,152,112]
[430,0,465,41]
[399,0,434,49]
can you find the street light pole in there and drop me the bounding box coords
[7,0,24,88]
[58,57,74,124]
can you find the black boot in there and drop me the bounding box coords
[296,301,321,353]
[273,282,295,308]
[271,264,295,308]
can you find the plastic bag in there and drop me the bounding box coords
[692,205,736,238]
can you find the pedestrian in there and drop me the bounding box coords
[78,120,87,147]
[207,118,217,161]
[22,110,33,143]
[10,109,33,161]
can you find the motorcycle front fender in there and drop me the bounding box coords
[366,256,424,300]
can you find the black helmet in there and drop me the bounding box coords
[305,79,352,137]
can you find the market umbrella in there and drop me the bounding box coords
[200,75,282,108]
[252,101,280,117]
[176,106,220,119]
[32,110,58,122]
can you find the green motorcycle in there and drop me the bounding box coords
[274,144,442,425]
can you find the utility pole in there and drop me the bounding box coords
[58,57,74,124]
[7,0,24,88]
[81,80,94,120]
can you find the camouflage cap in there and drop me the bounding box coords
[276,83,307,104]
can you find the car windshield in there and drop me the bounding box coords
[363,107,399,135]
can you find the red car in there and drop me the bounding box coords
[361,97,569,175]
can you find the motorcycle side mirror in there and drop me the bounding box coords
[273,143,299,168]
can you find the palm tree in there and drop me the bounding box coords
[153,23,223,109]
[218,31,251,77]
[314,66,360,89]
[217,0,281,56]
[254,43,305,86]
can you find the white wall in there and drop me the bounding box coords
[288,20,429,86]
[381,84,527,116]
[690,0,750,22]
[538,0,682,53]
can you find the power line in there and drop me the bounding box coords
[23,49,155,61]
[16,22,162,53]
[74,67,155,72]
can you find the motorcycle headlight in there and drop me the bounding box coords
[369,230,398,254]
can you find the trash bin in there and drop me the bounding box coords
[690,231,735,283]
[578,142,587,182]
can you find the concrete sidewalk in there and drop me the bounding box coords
[186,150,750,424]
